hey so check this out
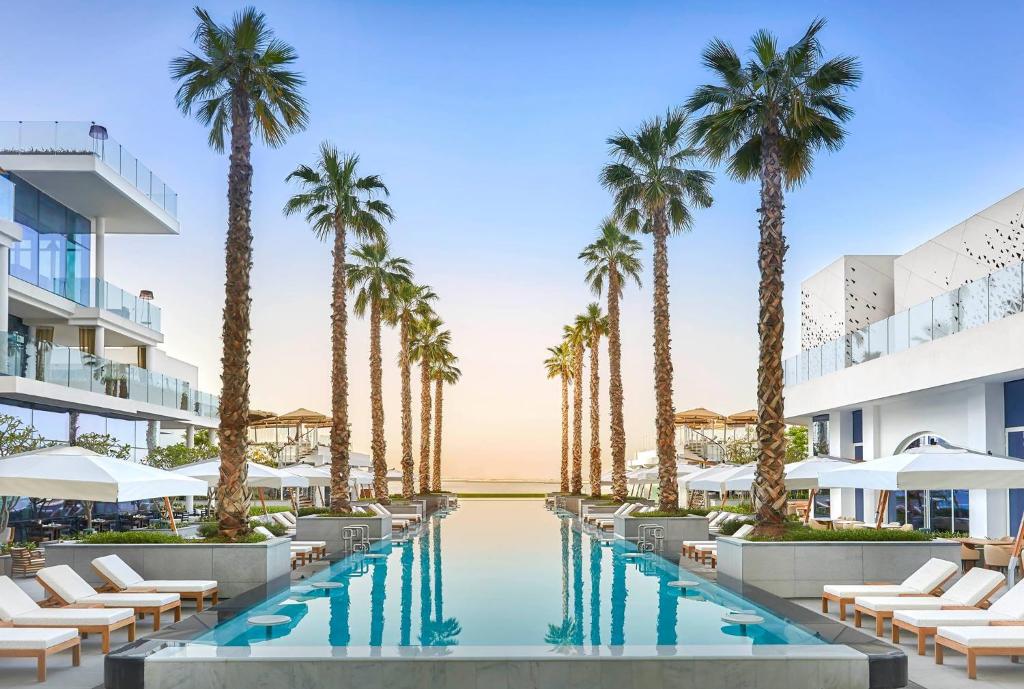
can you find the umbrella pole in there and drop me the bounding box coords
[259,488,268,516]
[721,491,729,509]
[804,489,817,525]
[163,497,178,535]
[874,490,889,529]
[1008,511,1024,586]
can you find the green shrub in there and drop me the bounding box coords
[298,507,373,517]
[627,509,703,518]
[263,521,288,536]
[248,505,291,516]
[748,524,933,542]
[718,503,755,515]
[202,533,267,544]
[719,518,756,535]
[79,531,186,545]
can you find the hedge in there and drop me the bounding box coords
[748,525,933,542]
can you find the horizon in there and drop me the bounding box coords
[3,2,1024,479]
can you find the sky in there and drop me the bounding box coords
[2,2,1023,479]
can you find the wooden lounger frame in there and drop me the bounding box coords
[821,569,956,621]
[934,621,1024,679]
[94,577,219,613]
[37,579,180,632]
[855,578,1002,637]
[0,622,81,682]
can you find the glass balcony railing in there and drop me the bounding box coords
[0,121,178,218]
[0,176,12,220]
[95,280,161,331]
[0,331,218,419]
[784,261,1024,387]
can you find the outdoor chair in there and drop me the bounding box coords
[36,566,180,631]
[0,624,80,682]
[822,558,959,621]
[935,625,1024,679]
[91,555,218,611]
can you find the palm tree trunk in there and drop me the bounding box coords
[399,314,414,498]
[571,342,584,495]
[431,377,443,492]
[330,218,351,512]
[418,359,432,493]
[560,373,570,493]
[652,219,678,511]
[588,333,601,497]
[753,125,788,532]
[369,298,388,502]
[607,265,627,501]
[217,92,254,538]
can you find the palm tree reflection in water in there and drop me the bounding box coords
[610,547,626,647]
[589,536,602,646]
[422,518,462,646]
[327,578,351,647]
[369,555,388,647]
[400,540,413,646]
[656,573,679,647]
[571,528,584,646]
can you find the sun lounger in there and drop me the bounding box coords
[0,625,80,682]
[36,566,180,631]
[0,576,134,654]
[853,567,1004,636]
[270,513,297,534]
[893,578,1024,655]
[684,524,754,561]
[279,512,297,525]
[935,625,1024,679]
[252,526,327,559]
[289,544,314,568]
[367,504,414,529]
[821,558,959,621]
[593,502,642,529]
[91,556,218,612]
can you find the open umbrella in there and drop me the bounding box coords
[174,460,309,516]
[723,456,852,492]
[0,445,208,533]
[819,446,1024,584]
[282,465,332,487]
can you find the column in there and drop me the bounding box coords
[146,419,160,454]
[93,326,106,358]
[0,245,8,331]
[185,424,195,449]
[827,411,856,519]
[860,405,882,521]
[94,217,106,295]
[967,383,1009,537]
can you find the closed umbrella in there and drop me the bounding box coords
[0,445,208,533]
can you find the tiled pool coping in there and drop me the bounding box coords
[104,517,908,689]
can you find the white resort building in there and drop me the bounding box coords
[784,187,1024,537]
[0,121,218,455]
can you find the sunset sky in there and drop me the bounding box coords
[4,2,1024,479]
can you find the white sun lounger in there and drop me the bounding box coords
[0,577,134,654]
[367,504,412,529]
[0,626,80,682]
[935,625,1024,679]
[821,558,959,621]
[853,567,1004,636]
[892,578,1024,655]
[271,513,297,534]
[252,526,327,559]
[36,566,181,632]
[592,502,642,529]
[91,555,219,612]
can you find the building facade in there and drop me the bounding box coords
[0,120,218,457]
[784,187,1024,537]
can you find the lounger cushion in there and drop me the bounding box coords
[938,567,1004,607]
[0,576,39,620]
[271,514,293,528]
[12,607,133,626]
[682,540,715,547]
[253,526,277,539]
[989,579,1024,617]
[290,545,313,554]
[86,592,179,607]
[732,524,755,539]
[291,540,326,549]
[893,609,1014,627]
[902,558,959,593]
[92,555,145,589]
[135,580,216,593]
[38,565,101,604]
[938,626,1024,648]
[280,512,297,524]
[0,628,78,650]
[824,584,916,598]
[855,596,947,613]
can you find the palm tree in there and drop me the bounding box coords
[430,352,461,492]
[543,343,574,493]
[347,241,413,501]
[562,321,586,495]
[580,220,643,502]
[283,145,393,512]
[385,282,437,498]
[576,304,607,498]
[600,109,714,511]
[687,19,860,531]
[410,315,450,493]
[171,7,308,538]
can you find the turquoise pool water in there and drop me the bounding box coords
[195,500,825,649]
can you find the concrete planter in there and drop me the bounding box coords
[563,496,603,516]
[387,502,425,521]
[296,515,390,553]
[43,538,293,598]
[614,515,709,554]
[716,537,962,598]
[415,494,449,515]
[0,554,10,578]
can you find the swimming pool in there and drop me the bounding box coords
[195,500,822,649]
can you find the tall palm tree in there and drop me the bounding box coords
[600,109,714,511]
[576,304,607,498]
[430,352,461,492]
[687,19,860,531]
[385,282,437,498]
[580,220,643,502]
[562,321,586,495]
[171,7,307,538]
[347,241,413,501]
[410,315,450,493]
[284,145,392,512]
[543,343,574,493]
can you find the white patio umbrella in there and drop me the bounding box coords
[282,464,332,487]
[685,463,752,492]
[818,446,1024,584]
[386,469,403,481]
[173,459,309,516]
[0,445,208,533]
[723,456,852,492]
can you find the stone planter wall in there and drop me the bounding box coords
[387,502,425,520]
[613,515,709,555]
[0,554,10,578]
[563,496,603,516]
[296,515,391,553]
[716,537,963,598]
[416,494,448,515]
[43,538,293,598]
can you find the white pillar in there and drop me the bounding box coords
[861,405,882,521]
[966,383,1008,537]
[184,495,194,513]
[208,429,218,445]
[93,326,105,358]
[94,217,105,288]
[185,424,195,449]
[827,411,857,519]
[0,245,9,331]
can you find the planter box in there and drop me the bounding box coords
[581,504,619,521]
[0,554,10,578]
[43,538,293,598]
[716,537,962,598]
[296,514,390,553]
[613,515,709,554]
[562,496,603,515]
[415,494,448,515]
[387,502,425,520]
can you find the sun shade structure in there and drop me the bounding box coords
[673,407,726,428]
[817,447,1024,491]
[725,410,758,426]
[172,460,309,490]
[683,463,752,492]
[724,456,853,492]
[251,407,330,428]
[281,464,332,487]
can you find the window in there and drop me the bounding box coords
[812,414,830,456]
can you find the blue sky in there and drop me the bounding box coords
[2,2,1023,477]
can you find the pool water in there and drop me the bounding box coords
[195,500,825,649]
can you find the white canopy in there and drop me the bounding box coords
[349,468,374,484]
[282,464,332,487]
[818,446,1024,490]
[0,445,208,502]
[627,467,659,482]
[173,459,309,489]
[684,463,753,492]
[724,456,853,492]
[385,469,403,480]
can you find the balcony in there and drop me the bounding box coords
[95,280,161,331]
[1,331,218,419]
[784,261,1024,387]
